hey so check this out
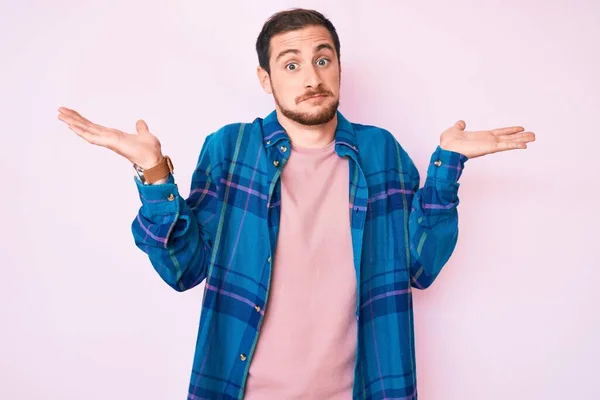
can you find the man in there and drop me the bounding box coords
[57,8,535,400]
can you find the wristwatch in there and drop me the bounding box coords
[133,156,174,185]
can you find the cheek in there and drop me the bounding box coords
[324,70,340,90]
[273,77,300,101]
[329,74,340,86]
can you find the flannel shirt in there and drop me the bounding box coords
[132,110,468,399]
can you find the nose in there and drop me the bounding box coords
[303,63,323,89]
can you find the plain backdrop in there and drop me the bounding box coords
[1,0,598,399]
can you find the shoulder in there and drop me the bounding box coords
[352,122,399,147]
[202,118,265,156]
[351,121,413,158]
[209,118,262,144]
[351,121,419,177]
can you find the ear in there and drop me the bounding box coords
[257,66,273,94]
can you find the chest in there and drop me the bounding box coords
[209,150,412,290]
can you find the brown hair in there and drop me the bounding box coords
[255,8,341,74]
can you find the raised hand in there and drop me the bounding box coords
[440,120,536,159]
[57,107,164,169]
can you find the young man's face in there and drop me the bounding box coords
[258,25,341,126]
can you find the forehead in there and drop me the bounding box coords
[269,25,334,55]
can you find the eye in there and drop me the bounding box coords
[316,58,330,67]
[285,63,298,71]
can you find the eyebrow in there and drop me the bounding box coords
[275,43,335,62]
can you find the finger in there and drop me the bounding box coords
[68,124,109,146]
[497,131,536,143]
[497,141,528,151]
[58,108,109,136]
[58,106,74,115]
[58,113,98,134]
[60,114,122,147]
[58,107,91,123]
[491,126,525,136]
[58,113,110,136]
[453,120,466,131]
[136,119,151,136]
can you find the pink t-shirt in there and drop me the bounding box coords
[243,140,357,399]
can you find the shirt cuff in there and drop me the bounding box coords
[134,174,180,215]
[426,145,468,182]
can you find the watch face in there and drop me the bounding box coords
[133,164,145,182]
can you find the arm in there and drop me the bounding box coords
[403,117,535,289]
[56,107,223,291]
[131,135,219,292]
[405,145,468,289]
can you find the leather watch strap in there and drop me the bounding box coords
[142,156,174,184]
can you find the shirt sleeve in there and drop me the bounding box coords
[407,145,468,289]
[131,134,219,291]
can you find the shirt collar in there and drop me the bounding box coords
[261,110,358,154]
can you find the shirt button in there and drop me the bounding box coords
[254,305,261,312]
[280,145,288,152]
[273,160,280,167]
[434,160,442,167]
[167,194,175,201]
[266,140,271,145]
[268,256,272,263]
[240,354,247,361]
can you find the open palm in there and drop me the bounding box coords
[57,107,163,169]
[440,120,536,159]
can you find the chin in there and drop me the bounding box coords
[302,98,336,111]
[276,95,339,126]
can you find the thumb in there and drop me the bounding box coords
[453,120,466,131]
[136,119,151,136]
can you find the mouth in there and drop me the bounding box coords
[301,94,329,102]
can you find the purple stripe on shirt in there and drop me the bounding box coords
[361,288,411,310]
[135,214,167,244]
[140,194,168,204]
[190,187,218,199]
[336,140,357,151]
[205,284,265,316]
[432,161,463,181]
[219,178,268,200]
[423,202,456,210]
[369,188,415,203]
[264,129,285,141]
[200,213,216,225]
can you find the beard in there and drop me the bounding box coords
[272,86,339,126]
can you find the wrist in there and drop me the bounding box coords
[426,146,468,182]
[133,155,174,185]
[137,154,164,170]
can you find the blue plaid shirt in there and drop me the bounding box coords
[132,110,468,399]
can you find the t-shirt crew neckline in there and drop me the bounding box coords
[290,139,336,154]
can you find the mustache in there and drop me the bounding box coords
[297,89,333,102]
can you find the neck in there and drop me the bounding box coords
[275,110,338,149]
